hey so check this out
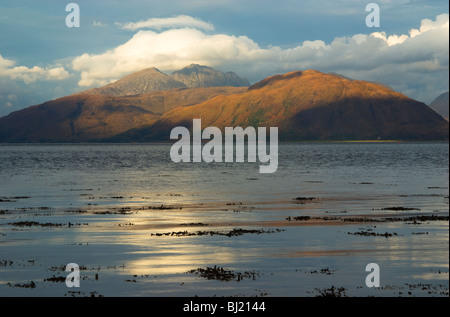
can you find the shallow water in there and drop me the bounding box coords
[0,142,448,297]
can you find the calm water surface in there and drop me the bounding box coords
[0,143,448,296]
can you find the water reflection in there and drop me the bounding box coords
[0,143,448,296]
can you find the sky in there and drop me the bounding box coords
[0,0,448,117]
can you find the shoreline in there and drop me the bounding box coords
[1,196,448,297]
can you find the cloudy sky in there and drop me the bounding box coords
[0,0,448,117]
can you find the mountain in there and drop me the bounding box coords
[429,92,449,121]
[77,65,249,97]
[114,70,449,141]
[0,87,246,142]
[77,67,186,96]
[0,68,448,142]
[171,64,250,88]
[328,72,395,91]
[0,94,159,142]
[0,64,249,142]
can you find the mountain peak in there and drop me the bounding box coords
[133,69,448,142]
[1,69,448,142]
[171,64,250,88]
[113,67,168,83]
[76,65,250,96]
[248,71,305,90]
[187,64,210,70]
[128,67,164,75]
[78,67,186,96]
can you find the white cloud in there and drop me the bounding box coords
[0,55,15,69]
[93,20,107,27]
[0,54,70,84]
[72,14,448,102]
[371,13,449,46]
[72,28,260,86]
[118,15,214,32]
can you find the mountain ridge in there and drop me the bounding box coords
[75,64,250,97]
[111,70,448,142]
[0,86,246,142]
[0,67,448,142]
[78,67,186,96]
[171,64,250,88]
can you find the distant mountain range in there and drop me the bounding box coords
[429,92,449,121]
[0,65,448,142]
[171,64,250,88]
[78,64,250,96]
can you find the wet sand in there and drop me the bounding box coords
[0,195,448,297]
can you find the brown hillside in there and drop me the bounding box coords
[119,70,449,141]
[0,87,246,142]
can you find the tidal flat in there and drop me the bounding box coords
[0,143,448,297]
